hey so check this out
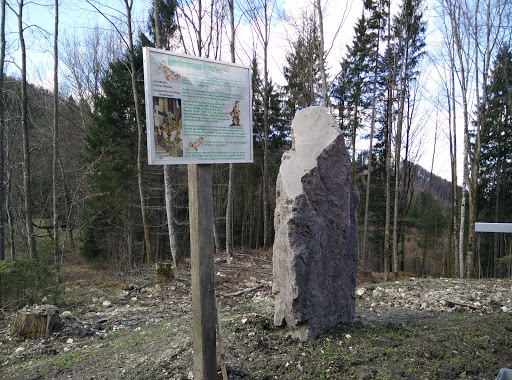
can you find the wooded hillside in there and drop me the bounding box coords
[1,0,511,309]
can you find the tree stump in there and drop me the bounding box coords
[12,305,62,339]
[156,262,174,283]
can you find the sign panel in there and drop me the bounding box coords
[475,223,512,233]
[143,48,253,164]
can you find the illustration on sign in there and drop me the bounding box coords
[143,48,253,165]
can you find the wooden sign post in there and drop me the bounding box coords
[188,164,217,379]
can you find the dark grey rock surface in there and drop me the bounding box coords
[273,106,359,340]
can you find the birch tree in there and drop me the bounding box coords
[152,0,180,268]
[443,0,509,277]
[465,0,509,278]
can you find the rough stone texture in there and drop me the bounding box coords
[496,368,512,380]
[12,305,62,339]
[273,106,359,340]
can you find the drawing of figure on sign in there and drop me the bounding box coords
[159,61,181,82]
[186,137,205,152]
[229,100,241,126]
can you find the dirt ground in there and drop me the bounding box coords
[0,249,511,379]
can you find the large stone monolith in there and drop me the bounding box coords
[273,106,359,340]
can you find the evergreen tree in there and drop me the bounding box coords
[334,15,373,179]
[477,45,512,277]
[283,12,322,114]
[81,45,143,260]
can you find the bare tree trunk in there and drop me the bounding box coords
[465,0,482,279]
[466,165,477,277]
[351,103,357,181]
[446,0,470,279]
[197,0,202,55]
[225,0,235,258]
[5,145,14,259]
[448,64,458,278]
[164,166,179,266]
[384,107,392,280]
[53,0,61,282]
[315,0,328,107]
[459,146,468,278]
[154,0,180,267]
[128,179,136,269]
[465,0,505,278]
[392,119,402,275]
[362,24,381,267]
[240,165,250,248]
[14,0,37,259]
[392,59,409,275]
[383,4,393,280]
[0,0,6,261]
[124,0,153,264]
[262,1,270,250]
[493,169,500,277]
[421,120,438,276]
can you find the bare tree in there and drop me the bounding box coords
[53,0,61,282]
[61,25,123,110]
[153,0,180,268]
[245,0,276,250]
[465,0,509,278]
[443,0,509,278]
[0,0,6,261]
[361,0,384,267]
[383,0,394,280]
[226,0,235,259]
[442,0,472,278]
[315,0,328,106]
[124,0,154,264]
[8,0,37,259]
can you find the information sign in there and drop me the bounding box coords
[143,48,253,165]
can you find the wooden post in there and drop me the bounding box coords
[188,164,217,380]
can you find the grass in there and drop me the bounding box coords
[6,317,188,379]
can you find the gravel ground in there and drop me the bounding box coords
[0,253,511,379]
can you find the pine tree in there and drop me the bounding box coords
[477,45,512,277]
[283,12,322,113]
[81,46,143,261]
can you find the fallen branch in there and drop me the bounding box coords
[124,284,147,299]
[221,284,264,298]
[235,253,271,263]
[444,299,480,310]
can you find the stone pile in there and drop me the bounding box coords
[357,278,512,314]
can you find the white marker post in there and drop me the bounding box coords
[143,49,252,379]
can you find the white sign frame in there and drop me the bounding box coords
[143,47,253,165]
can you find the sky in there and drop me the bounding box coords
[3,0,462,185]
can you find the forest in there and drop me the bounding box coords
[0,0,511,308]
